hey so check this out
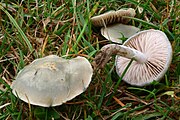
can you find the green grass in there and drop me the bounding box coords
[0,0,180,119]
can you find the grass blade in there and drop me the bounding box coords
[0,5,34,53]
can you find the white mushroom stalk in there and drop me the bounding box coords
[94,29,172,86]
[96,44,147,66]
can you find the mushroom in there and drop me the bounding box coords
[91,8,138,44]
[11,55,93,107]
[94,29,172,86]
[91,8,136,27]
[101,23,140,43]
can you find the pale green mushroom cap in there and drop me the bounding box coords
[11,55,93,107]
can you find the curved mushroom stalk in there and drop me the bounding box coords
[94,44,147,68]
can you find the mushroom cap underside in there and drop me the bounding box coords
[11,55,93,107]
[91,8,135,27]
[115,29,172,86]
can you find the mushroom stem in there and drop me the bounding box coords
[94,44,147,68]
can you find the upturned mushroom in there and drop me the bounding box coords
[11,55,93,107]
[94,29,172,86]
